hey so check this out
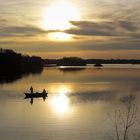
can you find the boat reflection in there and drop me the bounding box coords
[25,96,47,105]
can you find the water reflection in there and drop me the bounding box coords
[0,67,43,85]
[25,96,47,105]
[51,94,69,113]
[0,66,140,140]
[49,84,72,115]
[59,67,85,73]
[30,97,33,105]
[56,85,72,94]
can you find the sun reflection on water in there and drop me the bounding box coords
[50,85,72,115]
[51,94,69,113]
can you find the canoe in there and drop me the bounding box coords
[24,92,48,98]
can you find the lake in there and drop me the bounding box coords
[0,64,140,140]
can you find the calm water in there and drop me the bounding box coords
[0,65,140,140]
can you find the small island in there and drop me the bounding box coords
[94,63,103,67]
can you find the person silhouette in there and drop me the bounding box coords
[30,86,33,94]
[43,89,46,93]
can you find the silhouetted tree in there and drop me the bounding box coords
[108,95,139,140]
[0,48,44,84]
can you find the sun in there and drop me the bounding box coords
[41,1,80,41]
[48,32,72,41]
[42,1,80,31]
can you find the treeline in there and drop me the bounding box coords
[0,49,44,84]
[44,57,140,66]
[86,59,140,64]
[0,48,44,72]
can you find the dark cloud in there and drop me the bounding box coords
[0,25,49,37]
[76,41,140,50]
[65,21,116,36]
[64,20,139,39]
[118,20,138,31]
[131,33,140,39]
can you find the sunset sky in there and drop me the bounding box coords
[0,0,140,58]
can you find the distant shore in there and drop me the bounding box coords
[1,49,140,67]
[0,48,140,84]
[44,57,140,66]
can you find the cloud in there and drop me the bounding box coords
[118,20,138,32]
[64,20,140,39]
[0,17,8,27]
[65,21,116,36]
[0,41,15,45]
[0,25,49,37]
[131,33,140,39]
[0,18,7,23]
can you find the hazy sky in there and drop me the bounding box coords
[0,0,140,58]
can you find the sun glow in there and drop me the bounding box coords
[42,1,80,30]
[48,32,72,41]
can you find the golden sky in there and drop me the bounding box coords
[0,0,140,58]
